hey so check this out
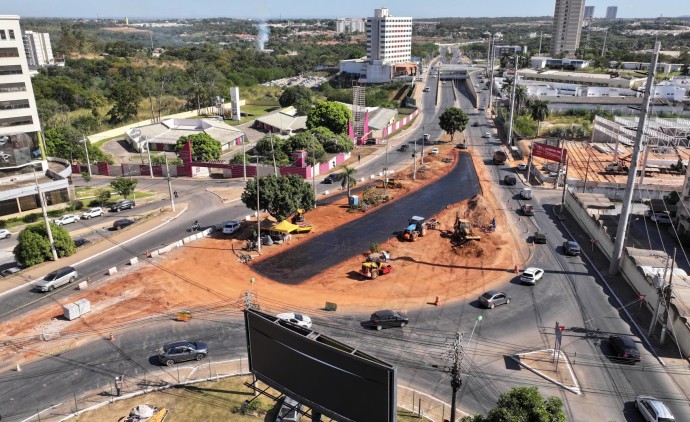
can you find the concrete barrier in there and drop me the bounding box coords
[108,267,117,276]
[245,215,251,221]
[129,257,138,266]
[78,281,88,290]
[183,237,192,244]
[324,190,330,195]
[150,251,159,258]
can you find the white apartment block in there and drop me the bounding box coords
[606,6,618,19]
[335,18,366,34]
[366,8,412,64]
[23,30,53,67]
[551,0,585,57]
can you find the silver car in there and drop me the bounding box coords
[478,290,510,309]
[35,266,78,292]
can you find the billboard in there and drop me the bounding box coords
[533,142,567,162]
[244,309,397,422]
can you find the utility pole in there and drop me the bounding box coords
[269,133,278,177]
[145,138,154,178]
[81,135,91,177]
[601,28,609,57]
[648,251,671,337]
[164,155,175,212]
[554,138,565,189]
[487,35,495,111]
[413,137,418,180]
[609,42,661,275]
[449,332,462,422]
[242,136,247,182]
[538,31,543,56]
[256,173,261,252]
[526,139,534,184]
[33,167,58,261]
[660,248,676,345]
[311,147,317,209]
[507,55,519,146]
[560,156,569,213]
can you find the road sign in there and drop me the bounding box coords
[533,143,567,162]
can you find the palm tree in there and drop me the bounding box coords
[501,77,514,95]
[514,85,528,113]
[529,100,550,136]
[337,165,358,202]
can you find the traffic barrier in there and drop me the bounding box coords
[108,267,117,276]
[15,363,21,372]
[324,190,329,195]
[129,257,138,266]
[150,250,159,258]
[78,281,88,290]
[109,333,115,341]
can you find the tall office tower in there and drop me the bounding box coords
[366,8,412,64]
[22,30,53,67]
[584,6,595,19]
[606,6,618,19]
[550,0,586,57]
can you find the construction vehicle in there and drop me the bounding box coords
[493,149,507,165]
[366,250,391,263]
[360,261,393,279]
[605,161,629,174]
[453,213,481,242]
[401,216,428,241]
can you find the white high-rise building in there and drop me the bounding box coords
[366,8,412,64]
[606,6,618,19]
[23,30,53,67]
[335,18,366,34]
[551,0,586,57]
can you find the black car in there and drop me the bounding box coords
[399,144,410,152]
[563,240,581,256]
[608,335,641,363]
[110,199,135,212]
[456,143,467,149]
[323,174,337,184]
[158,341,208,366]
[503,175,517,186]
[74,238,92,248]
[534,232,547,244]
[112,219,135,230]
[366,138,378,145]
[368,310,408,330]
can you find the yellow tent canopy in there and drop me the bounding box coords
[271,220,300,234]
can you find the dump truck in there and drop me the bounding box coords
[401,216,428,241]
[453,214,481,242]
[360,261,393,279]
[493,149,507,165]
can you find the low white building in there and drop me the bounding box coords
[125,118,246,153]
[530,56,590,69]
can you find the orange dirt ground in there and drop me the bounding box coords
[0,146,526,368]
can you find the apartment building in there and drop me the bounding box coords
[550,0,586,57]
[606,6,618,20]
[335,18,366,34]
[584,6,595,19]
[366,7,412,64]
[23,30,53,68]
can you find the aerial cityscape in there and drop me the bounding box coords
[0,0,690,421]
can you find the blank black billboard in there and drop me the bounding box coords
[244,309,396,422]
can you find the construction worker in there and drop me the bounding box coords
[115,376,123,396]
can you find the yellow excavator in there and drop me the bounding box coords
[453,213,481,242]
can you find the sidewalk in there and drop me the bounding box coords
[0,203,188,297]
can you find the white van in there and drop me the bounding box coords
[222,220,241,235]
[520,188,533,200]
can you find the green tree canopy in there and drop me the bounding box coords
[254,135,291,166]
[306,100,351,134]
[175,133,222,162]
[240,174,316,221]
[106,80,142,123]
[439,107,469,141]
[287,131,327,165]
[13,223,75,267]
[279,85,313,108]
[310,127,355,153]
[461,387,566,422]
[337,165,358,200]
[109,177,138,199]
[529,100,550,135]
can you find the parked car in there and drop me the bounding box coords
[0,228,11,239]
[74,238,91,248]
[520,188,533,200]
[608,335,641,363]
[456,143,467,149]
[634,395,675,422]
[222,220,241,235]
[534,231,547,244]
[645,210,672,224]
[517,163,528,171]
[563,240,581,256]
[478,290,510,308]
[276,312,313,329]
[365,138,378,145]
[276,396,303,422]
[430,148,440,155]
[503,175,517,185]
[399,144,410,152]
[423,87,430,92]
[520,267,544,285]
[54,214,78,226]
[158,341,208,366]
[521,204,534,216]
[112,219,135,230]
[323,174,338,184]
[81,207,103,219]
[482,132,491,138]
[368,310,408,330]
[110,199,135,212]
[35,266,78,292]
[0,264,23,278]
[472,122,479,127]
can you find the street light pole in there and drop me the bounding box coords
[33,167,58,261]
[507,54,519,146]
[164,155,175,212]
[81,135,91,178]
[413,137,418,180]
[242,135,247,182]
[145,138,154,179]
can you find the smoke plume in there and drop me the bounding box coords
[257,21,270,50]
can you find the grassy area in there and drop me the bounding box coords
[75,186,155,202]
[72,375,423,422]
[229,103,281,125]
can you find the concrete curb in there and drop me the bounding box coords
[509,349,581,395]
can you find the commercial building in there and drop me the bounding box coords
[22,30,53,68]
[125,118,246,153]
[606,6,618,19]
[584,6,595,19]
[335,18,366,34]
[494,45,527,58]
[550,0,586,57]
[0,15,73,218]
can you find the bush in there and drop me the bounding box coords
[22,213,40,223]
[370,242,381,253]
[88,199,102,207]
[71,201,84,211]
[48,210,62,218]
[0,220,6,229]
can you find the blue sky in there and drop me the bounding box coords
[2,0,686,19]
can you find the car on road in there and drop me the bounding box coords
[608,335,641,363]
[0,264,23,278]
[563,240,581,256]
[520,188,533,200]
[521,204,534,216]
[222,220,241,235]
[158,341,208,366]
[645,210,672,224]
[399,144,410,152]
[456,143,467,149]
[517,163,528,171]
[81,207,103,219]
[368,309,408,330]
[74,238,91,248]
[35,266,78,292]
[54,214,77,226]
[482,132,491,138]
[112,218,135,230]
[534,231,547,244]
[323,174,338,184]
[478,290,510,308]
[503,175,517,185]
[520,267,544,285]
[430,148,439,155]
[634,395,675,422]
[423,87,430,92]
[276,312,313,329]
[0,228,11,239]
[110,199,135,212]
[472,122,479,127]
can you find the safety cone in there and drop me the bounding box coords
[433,296,440,306]
[109,333,115,341]
[15,363,21,372]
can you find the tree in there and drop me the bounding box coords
[529,100,550,136]
[175,133,222,162]
[279,86,312,108]
[96,188,111,206]
[461,387,566,422]
[514,85,529,113]
[240,174,315,222]
[81,171,92,184]
[307,100,351,134]
[106,80,142,123]
[293,98,313,116]
[13,223,75,267]
[438,108,469,141]
[110,177,138,199]
[337,165,358,201]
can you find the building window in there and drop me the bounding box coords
[0,116,33,128]
[0,30,5,40]
[0,65,22,75]
[8,30,14,40]
[0,48,19,58]
[0,83,26,93]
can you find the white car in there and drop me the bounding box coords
[646,211,672,224]
[222,220,241,235]
[430,148,440,155]
[635,395,675,422]
[517,163,528,171]
[54,214,78,226]
[520,267,544,285]
[276,312,313,329]
[482,132,491,138]
[0,228,10,239]
[81,207,103,219]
